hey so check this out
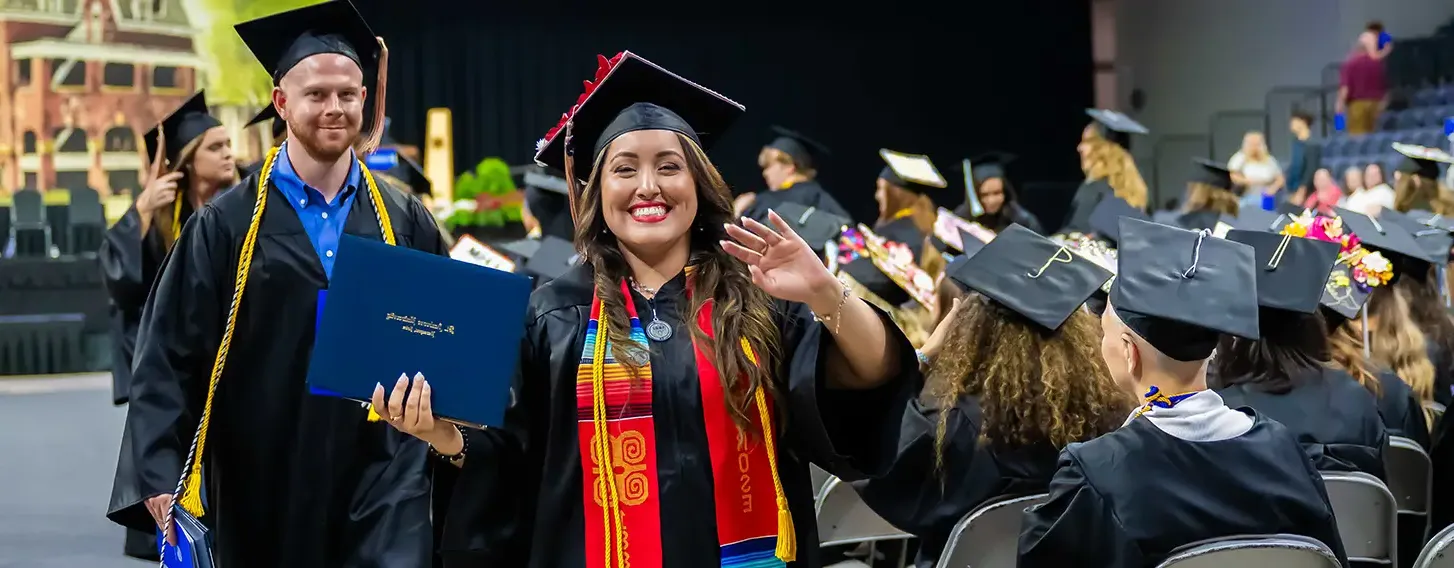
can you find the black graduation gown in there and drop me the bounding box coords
[1427,340,1453,407]
[1018,411,1348,568]
[1375,370,1431,449]
[855,396,1057,567]
[1057,179,1112,235]
[439,265,920,567]
[100,202,197,405]
[743,180,851,225]
[1217,367,1388,479]
[106,171,447,567]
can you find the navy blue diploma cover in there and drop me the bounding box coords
[158,505,213,568]
[306,235,531,429]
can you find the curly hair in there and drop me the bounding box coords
[926,294,1130,467]
[1081,138,1149,210]
[572,132,782,430]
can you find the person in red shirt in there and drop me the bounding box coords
[1338,26,1390,135]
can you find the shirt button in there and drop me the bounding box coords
[299,198,307,206]
[321,212,329,220]
[326,250,334,258]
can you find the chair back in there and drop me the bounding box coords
[1386,436,1432,516]
[12,189,44,225]
[67,187,103,225]
[814,477,912,548]
[1322,470,1398,566]
[935,493,1049,568]
[1156,534,1342,568]
[1427,402,1446,423]
[810,465,832,501]
[1414,522,1454,567]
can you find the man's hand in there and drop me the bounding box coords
[145,493,176,546]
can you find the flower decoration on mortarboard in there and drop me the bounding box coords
[1280,211,1394,292]
[536,52,626,154]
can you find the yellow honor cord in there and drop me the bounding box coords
[591,308,628,568]
[178,147,400,517]
[171,197,182,242]
[743,339,795,562]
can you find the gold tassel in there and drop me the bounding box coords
[743,339,796,562]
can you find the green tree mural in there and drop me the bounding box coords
[193,0,326,106]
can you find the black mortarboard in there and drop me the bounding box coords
[524,169,570,196]
[499,238,541,261]
[1394,142,1453,179]
[1409,209,1454,232]
[958,228,989,258]
[521,236,581,281]
[878,149,947,194]
[522,167,574,241]
[772,202,849,248]
[246,105,286,141]
[1225,229,1340,314]
[950,224,1113,330]
[534,51,744,185]
[396,156,430,196]
[1335,207,1428,264]
[1228,208,1291,233]
[1192,158,1235,190]
[843,257,911,307]
[1378,209,1451,264]
[143,91,221,166]
[1320,261,1376,320]
[234,0,378,85]
[1088,195,1149,244]
[944,230,991,293]
[765,125,829,170]
[1112,218,1261,361]
[969,152,1017,186]
[1086,109,1149,149]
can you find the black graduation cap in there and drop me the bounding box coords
[1335,207,1428,264]
[1378,209,1451,264]
[1086,109,1148,149]
[498,238,542,261]
[143,91,221,167]
[234,0,379,85]
[1111,217,1261,361]
[395,156,430,196]
[765,125,829,170]
[968,151,1016,186]
[246,105,286,141]
[1192,158,1235,190]
[1393,142,1453,179]
[842,258,912,307]
[1321,261,1376,320]
[1221,208,1289,233]
[949,224,1113,330]
[533,51,745,184]
[1225,229,1340,314]
[520,236,581,281]
[1409,209,1454,232]
[943,229,991,292]
[1088,195,1149,244]
[772,202,849,248]
[878,149,947,194]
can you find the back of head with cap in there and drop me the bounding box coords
[235,0,389,155]
[762,125,828,181]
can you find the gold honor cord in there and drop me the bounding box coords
[170,145,398,524]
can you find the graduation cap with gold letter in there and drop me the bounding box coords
[1226,229,1341,314]
[950,224,1113,330]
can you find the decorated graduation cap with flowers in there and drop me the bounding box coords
[1279,211,1394,319]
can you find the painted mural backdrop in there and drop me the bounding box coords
[0,0,317,198]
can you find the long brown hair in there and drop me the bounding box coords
[1394,173,1454,214]
[1325,314,1382,397]
[151,135,209,251]
[876,182,936,235]
[1397,271,1454,366]
[1368,287,1438,427]
[1081,138,1149,209]
[573,133,782,429]
[1182,182,1240,216]
[927,294,1129,466]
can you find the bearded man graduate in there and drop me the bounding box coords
[105,2,445,566]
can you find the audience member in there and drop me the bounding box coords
[1228,131,1284,209]
[1286,110,1321,204]
[1338,27,1389,135]
[1346,163,1395,216]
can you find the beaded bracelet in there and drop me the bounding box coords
[814,280,852,335]
[429,425,468,464]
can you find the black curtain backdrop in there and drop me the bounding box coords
[356,2,1093,225]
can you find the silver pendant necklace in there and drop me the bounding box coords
[631,278,674,342]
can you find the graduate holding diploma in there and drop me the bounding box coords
[373,51,919,568]
[106,1,446,566]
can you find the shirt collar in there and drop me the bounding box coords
[274,142,362,207]
[1123,390,1254,441]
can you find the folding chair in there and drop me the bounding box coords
[67,186,105,255]
[1156,534,1342,568]
[1385,437,1433,541]
[934,493,1048,568]
[811,465,832,501]
[1414,523,1454,567]
[1322,471,1399,566]
[1426,402,1446,424]
[9,188,51,257]
[816,477,912,566]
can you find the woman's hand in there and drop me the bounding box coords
[372,373,461,453]
[136,171,183,214]
[722,209,841,310]
[920,297,963,360]
[732,192,757,217]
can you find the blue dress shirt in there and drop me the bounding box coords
[273,143,362,278]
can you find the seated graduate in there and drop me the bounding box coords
[1214,226,1389,478]
[1390,142,1454,214]
[107,3,446,566]
[856,224,1129,568]
[1363,286,1440,444]
[1060,141,1148,236]
[1175,159,1240,231]
[1287,212,1431,448]
[736,125,850,222]
[1018,217,1347,568]
[374,51,918,568]
[102,90,236,562]
[955,152,1043,235]
[873,149,944,258]
[521,166,576,242]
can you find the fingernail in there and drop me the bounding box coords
[414,371,425,381]
[723,223,732,230]
[398,372,408,381]
[740,216,749,225]
[374,382,383,392]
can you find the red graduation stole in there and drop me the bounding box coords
[575,280,794,568]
